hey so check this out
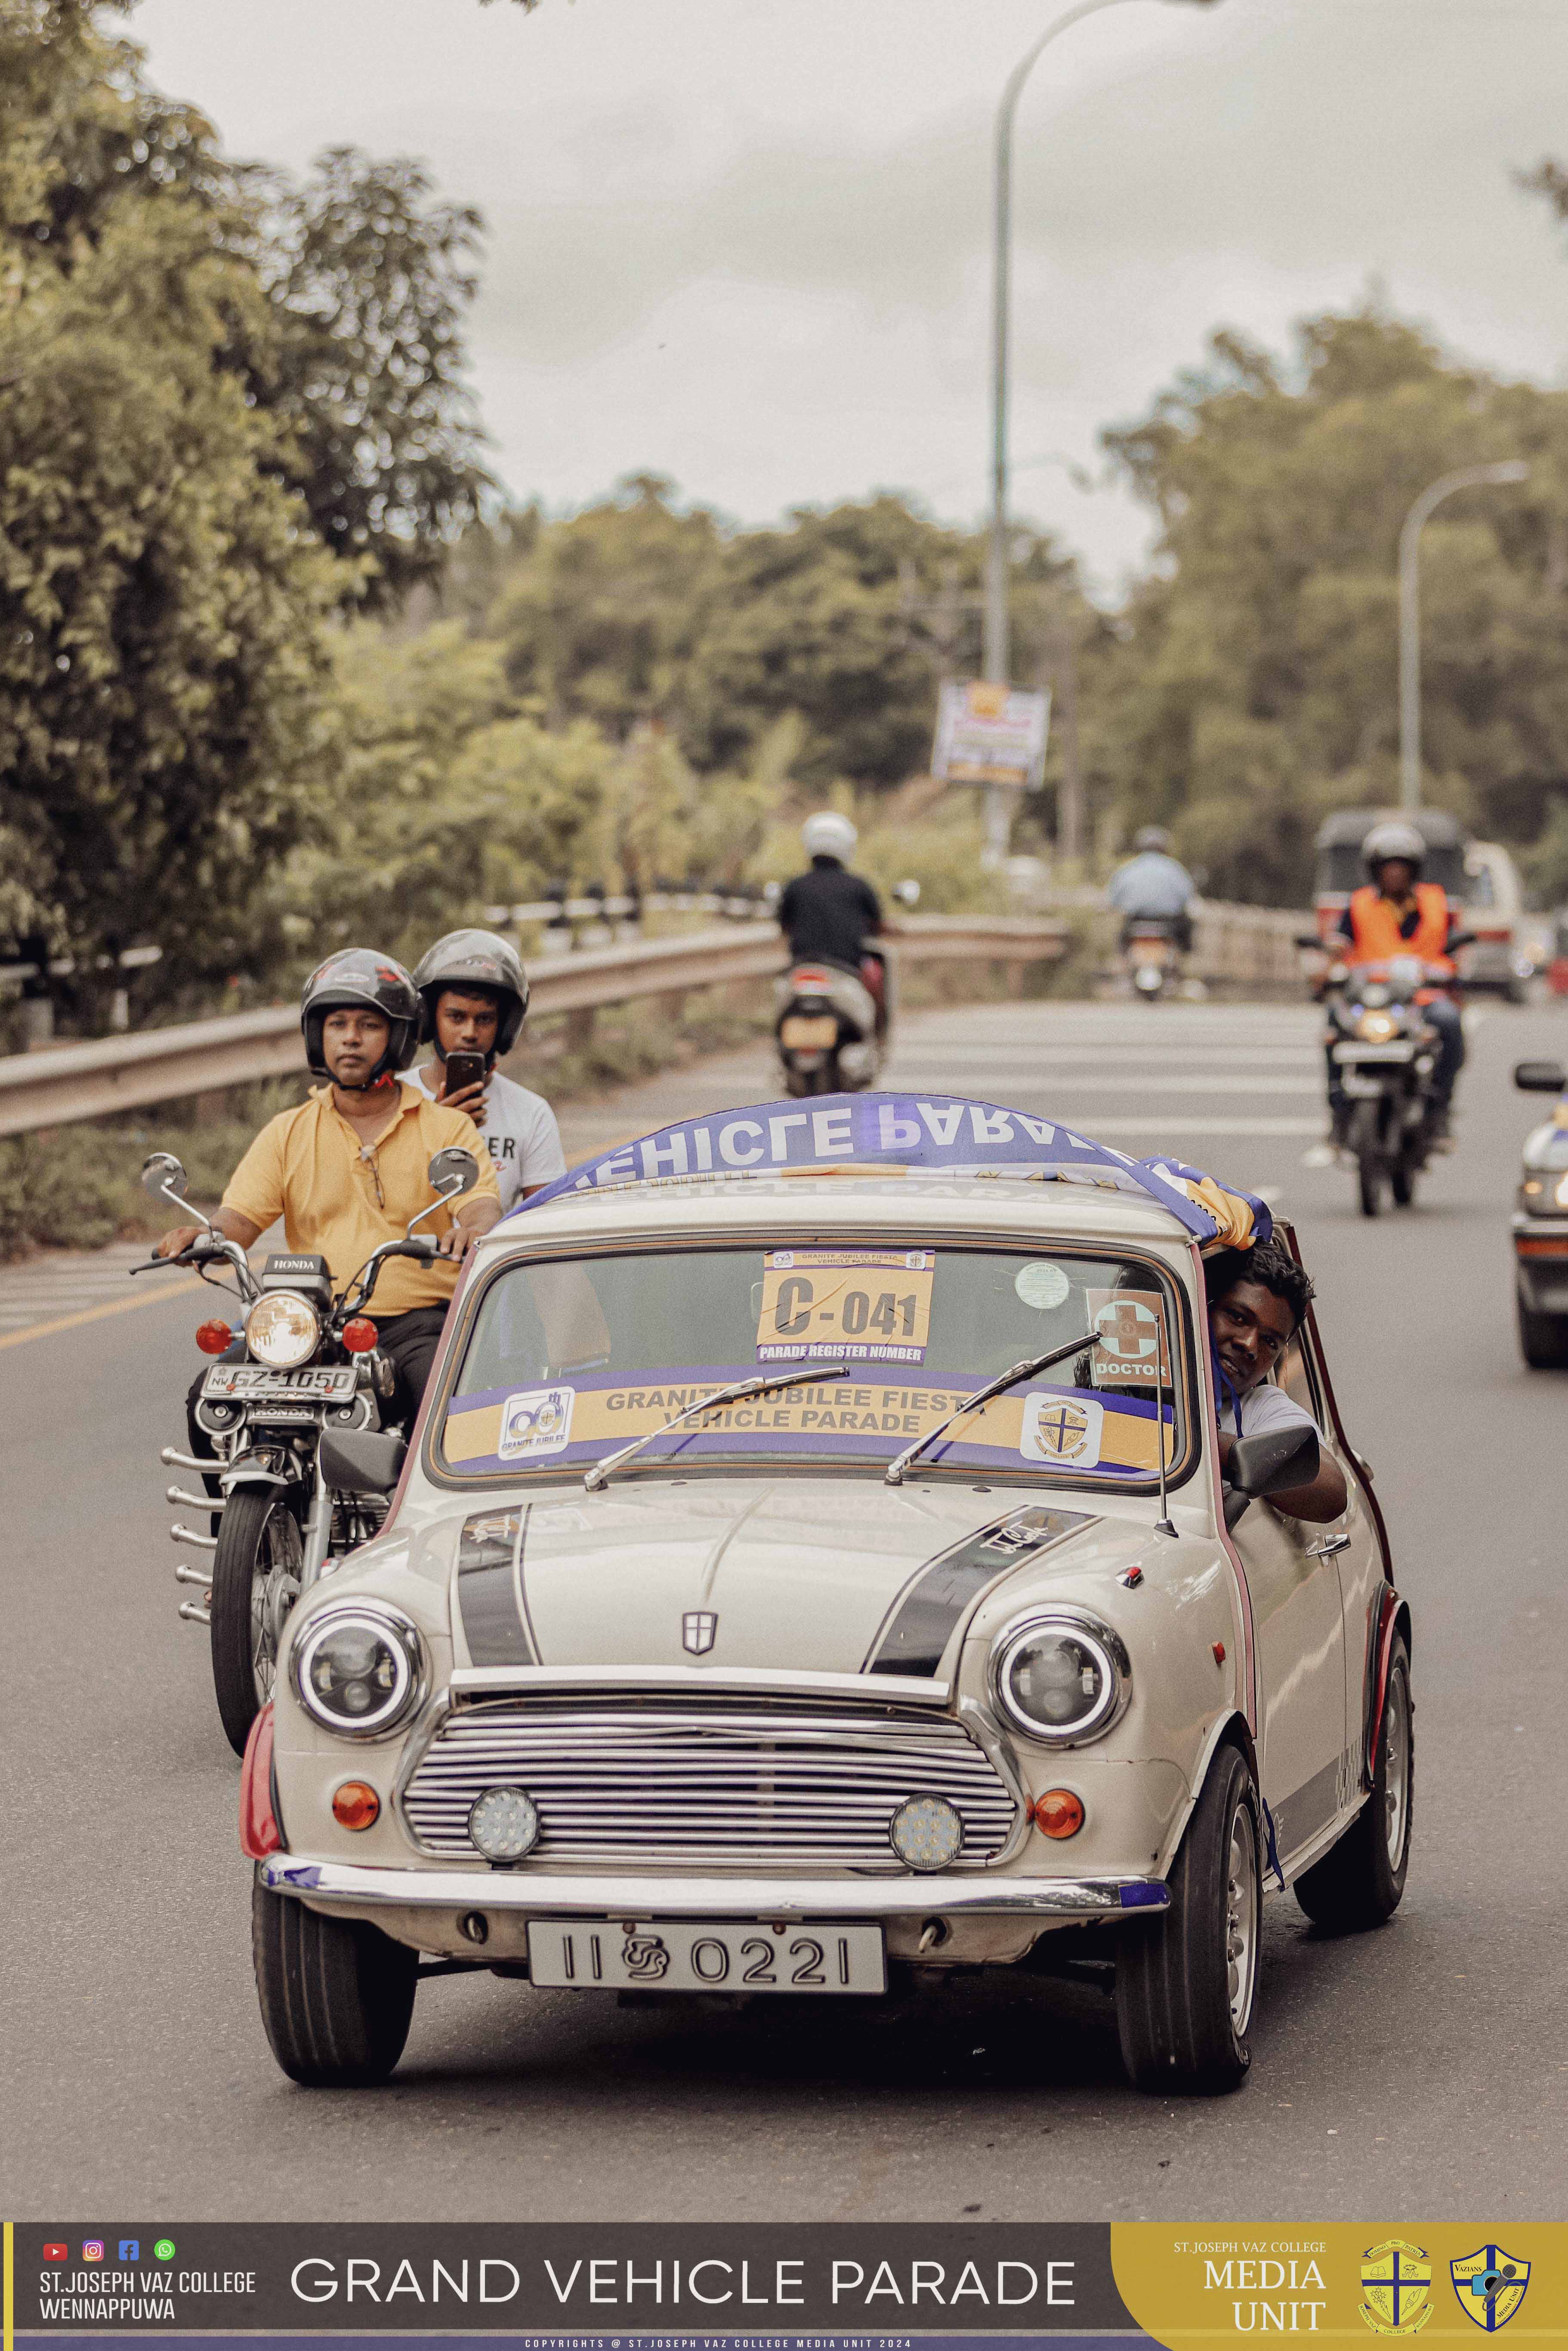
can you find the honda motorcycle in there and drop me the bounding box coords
[134,1144,478,1753]
[1315,949,1469,1216]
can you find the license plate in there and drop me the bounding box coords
[781,1014,839,1049]
[1333,1042,1414,1064]
[528,1919,885,1995]
[202,1364,356,1400]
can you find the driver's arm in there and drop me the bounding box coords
[157,1206,263,1259]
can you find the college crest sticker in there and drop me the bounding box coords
[1022,1392,1104,1467]
[1360,2242,1433,2335]
[1451,2247,1531,2331]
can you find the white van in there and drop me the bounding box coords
[1461,842,1531,1000]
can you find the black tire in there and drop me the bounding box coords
[210,1490,302,1757]
[1357,1155,1382,1216]
[1516,1285,1568,1370]
[1116,1743,1260,2095]
[252,1875,418,2086]
[1295,1637,1412,1931]
[1390,1152,1417,1208]
[1346,1101,1382,1216]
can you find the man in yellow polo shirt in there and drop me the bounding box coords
[158,948,501,1427]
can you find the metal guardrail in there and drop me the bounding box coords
[0,914,1069,1138]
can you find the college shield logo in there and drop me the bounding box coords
[1451,2248,1531,2331]
[1360,2242,1433,2335]
[682,1610,717,1655]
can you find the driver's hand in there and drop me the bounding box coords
[437,1222,479,1262]
[436,1074,489,1119]
[157,1224,204,1259]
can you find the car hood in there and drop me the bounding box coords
[449,1477,1115,1679]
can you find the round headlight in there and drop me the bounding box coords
[247,1290,321,1369]
[991,1612,1128,1746]
[469,1786,541,1864]
[889,1793,964,1873]
[292,1607,423,1740]
[1356,1009,1399,1043]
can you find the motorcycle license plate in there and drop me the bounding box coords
[1332,1043,1415,1064]
[528,1919,886,1995]
[202,1364,357,1401]
[781,1015,839,1049]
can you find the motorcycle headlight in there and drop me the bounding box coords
[1356,1009,1399,1043]
[293,1606,424,1740]
[247,1290,321,1369]
[990,1610,1130,1746]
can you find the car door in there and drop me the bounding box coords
[1293,1297,1390,1816]
[1229,1328,1349,1873]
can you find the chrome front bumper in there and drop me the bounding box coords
[259,1855,1169,1920]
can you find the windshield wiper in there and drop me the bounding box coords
[583,1361,849,1491]
[883,1331,1099,1486]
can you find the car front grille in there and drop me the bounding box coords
[399,1700,1019,1872]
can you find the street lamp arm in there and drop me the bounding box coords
[1398,461,1531,565]
[1397,460,1529,814]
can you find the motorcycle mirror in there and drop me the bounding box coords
[427,1146,479,1198]
[1293,933,1324,952]
[141,1151,189,1202]
[1514,1059,1567,1094]
[1446,930,1478,953]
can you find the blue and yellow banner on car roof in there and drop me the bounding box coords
[510,1092,1269,1250]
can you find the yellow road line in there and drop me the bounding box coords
[0,1273,203,1352]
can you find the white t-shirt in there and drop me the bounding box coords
[1218,1382,1321,1440]
[408,1064,566,1214]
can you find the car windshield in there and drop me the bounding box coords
[437,1240,1188,1487]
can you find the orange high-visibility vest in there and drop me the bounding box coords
[1346,882,1454,974]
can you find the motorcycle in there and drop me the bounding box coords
[1314,947,1469,1216]
[1123,916,1182,1000]
[775,956,887,1097]
[133,1143,478,1754]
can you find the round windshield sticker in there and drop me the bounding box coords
[1015,1260,1071,1311]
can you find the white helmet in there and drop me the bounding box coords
[1362,819,1425,877]
[803,811,858,861]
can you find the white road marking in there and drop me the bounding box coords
[888,1070,1321,1096]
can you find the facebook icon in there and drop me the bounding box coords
[119,2241,139,2261]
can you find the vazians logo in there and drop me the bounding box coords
[1451,2249,1531,2332]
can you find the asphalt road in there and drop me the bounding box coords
[5,992,1565,2221]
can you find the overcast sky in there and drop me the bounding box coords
[135,0,1568,597]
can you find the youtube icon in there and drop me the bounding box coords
[42,2245,67,2264]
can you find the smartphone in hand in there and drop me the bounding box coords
[442,1052,489,1100]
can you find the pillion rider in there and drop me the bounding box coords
[778,811,887,1031]
[1330,819,1465,1142]
[1205,1241,1347,1525]
[157,950,501,1431]
[406,929,565,1213]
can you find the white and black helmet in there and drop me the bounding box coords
[1362,819,1425,878]
[413,928,530,1061]
[300,949,422,1086]
[803,811,858,862]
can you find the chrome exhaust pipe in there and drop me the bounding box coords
[166,1484,223,1512]
[177,1599,212,1627]
[170,1522,218,1551]
[173,1561,212,1588]
[160,1446,211,1472]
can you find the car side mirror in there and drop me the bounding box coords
[1223,1423,1319,1527]
[1515,1060,1567,1094]
[427,1146,479,1198]
[320,1426,408,1496]
[142,1151,188,1201]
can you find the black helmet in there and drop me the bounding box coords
[300,949,421,1087]
[413,928,530,1061]
[1361,819,1425,879]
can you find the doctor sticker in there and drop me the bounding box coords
[1086,1290,1172,1387]
[498,1385,576,1460]
[1021,1392,1104,1467]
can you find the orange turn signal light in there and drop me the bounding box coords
[195,1319,233,1356]
[1034,1789,1085,1840]
[341,1317,379,1353]
[332,1780,380,1831]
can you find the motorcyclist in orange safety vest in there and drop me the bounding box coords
[1330,818,1465,1140]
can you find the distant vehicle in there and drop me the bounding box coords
[1460,842,1531,1002]
[1546,913,1568,999]
[1311,808,1470,949]
[1512,1058,1568,1366]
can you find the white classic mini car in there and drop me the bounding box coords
[243,1094,1412,2097]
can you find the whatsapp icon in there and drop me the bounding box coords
[154,2241,175,2262]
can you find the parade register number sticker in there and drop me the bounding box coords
[756,1249,934,1364]
[528,1918,886,1993]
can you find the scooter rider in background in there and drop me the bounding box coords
[778,812,888,1035]
[157,950,501,1440]
[1106,826,1198,954]
[407,929,566,1212]
[1331,820,1465,1142]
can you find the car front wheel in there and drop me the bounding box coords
[1115,1742,1259,2096]
[252,1875,418,2087]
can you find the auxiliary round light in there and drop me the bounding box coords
[991,1613,1126,1746]
[469,1785,541,1864]
[889,1793,964,1873]
[332,1780,381,1830]
[292,1607,423,1740]
[247,1290,321,1369]
[1034,1788,1086,1840]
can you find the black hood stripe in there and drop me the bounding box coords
[456,1506,536,1666]
[864,1505,1093,1678]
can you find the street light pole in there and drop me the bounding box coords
[984,0,1220,861]
[1398,460,1528,814]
